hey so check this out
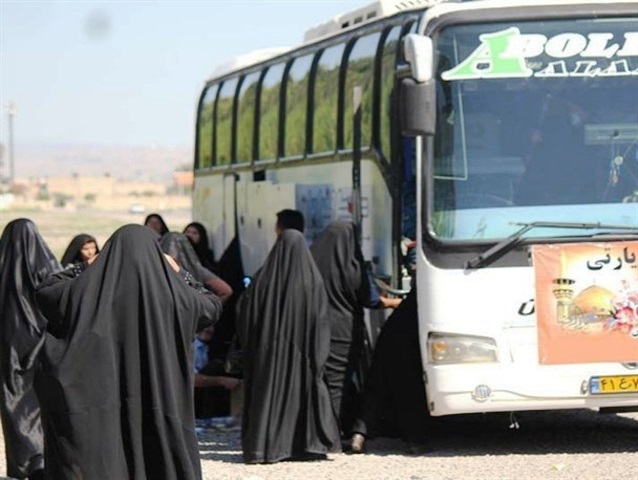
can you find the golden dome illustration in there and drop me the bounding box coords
[569,285,615,321]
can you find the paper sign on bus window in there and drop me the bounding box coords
[533,242,638,365]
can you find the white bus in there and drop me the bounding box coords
[193,0,638,416]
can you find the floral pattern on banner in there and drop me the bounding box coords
[609,281,638,336]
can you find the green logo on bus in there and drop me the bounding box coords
[442,27,638,81]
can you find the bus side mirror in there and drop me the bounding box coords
[401,34,435,137]
[401,78,435,137]
[404,34,433,83]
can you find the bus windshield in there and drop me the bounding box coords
[429,18,638,242]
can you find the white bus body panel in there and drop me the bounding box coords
[193,158,393,279]
[236,180,294,276]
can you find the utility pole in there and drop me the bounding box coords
[5,102,16,186]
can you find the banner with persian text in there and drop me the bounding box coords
[533,242,638,364]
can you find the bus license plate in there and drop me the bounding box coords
[590,375,638,394]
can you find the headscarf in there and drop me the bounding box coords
[60,233,99,266]
[0,218,61,479]
[183,222,215,271]
[143,213,169,236]
[34,224,222,480]
[310,221,372,320]
[160,232,216,284]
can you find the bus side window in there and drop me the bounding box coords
[259,64,285,161]
[236,71,261,164]
[216,78,239,166]
[197,84,218,169]
[379,25,402,161]
[284,54,313,158]
[313,43,346,154]
[343,32,382,150]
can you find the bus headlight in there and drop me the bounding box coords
[428,333,498,364]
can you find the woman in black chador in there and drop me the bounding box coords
[0,218,61,480]
[34,224,223,480]
[350,286,430,454]
[310,221,400,436]
[60,233,99,267]
[237,229,340,464]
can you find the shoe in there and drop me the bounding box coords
[350,433,365,454]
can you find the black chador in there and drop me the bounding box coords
[237,229,340,464]
[352,286,429,444]
[0,218,61,480]
[34,224,223,480]
[310,221,380,433]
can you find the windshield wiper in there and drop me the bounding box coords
[465,221,638,270]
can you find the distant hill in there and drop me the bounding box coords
[11,143,193,183]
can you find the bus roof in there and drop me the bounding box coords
[211,47,292,78]
[207,0,443,82]
[302,0,443,44]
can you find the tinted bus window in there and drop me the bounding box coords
[284,54,313,157]
[380,26,401,160]
[313,44,345,154]
[344,33,381,150]
[216,78,238,166]
[236,72,261,163]
[197,84,217,169]
[259,64,285,160]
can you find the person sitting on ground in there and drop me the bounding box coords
[193,324,242,424]
[60,233,100,267]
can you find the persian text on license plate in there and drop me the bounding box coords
[589,375,638,394]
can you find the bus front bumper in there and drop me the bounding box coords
[425,363,638,416]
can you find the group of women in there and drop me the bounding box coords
[0,217,224,479]
[0,211,415,478]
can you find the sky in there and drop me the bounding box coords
[0,0,367,149]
